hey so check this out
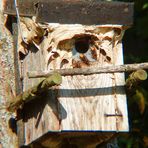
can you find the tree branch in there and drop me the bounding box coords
[27,62,148,78]
[126,69,147,93]
[6,73,62,112]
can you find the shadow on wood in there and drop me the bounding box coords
[22,89,67,129]
[21,85,125,128]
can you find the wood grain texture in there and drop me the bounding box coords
[112,42,129,131]
[42,26,129,132]
[0,10,18,147]
[59,74,116,130]
[57,42,128,131]
[22,45,61,145]
[2,0,134,25]
[36,132,116,148]
[20,24,129,145]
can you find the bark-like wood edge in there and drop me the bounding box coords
[126,69,147,91]
[27,62,148,78]
[6,73,62,112]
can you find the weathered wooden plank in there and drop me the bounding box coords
[0,9,18,148]
[111,42,129,131]
[3,0,134,25]
[59,74,117,130]
[11,18,25,147]
[22,45,61,145]
[46,26,129,132]
[31,132,116,147]
[36,1,134,25]
[3,0,37,16]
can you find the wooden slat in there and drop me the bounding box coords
[32,132,116,147]
[22,45,60,145]
[59,74,117,130]
[36,1,134,25]
[3,0,134,25]
[11,17,25,147]
[111,42,129,131]
[3,0,37,16]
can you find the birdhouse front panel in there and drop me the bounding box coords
[43,24,128,131]
[19,20,129,144]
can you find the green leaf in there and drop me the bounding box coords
[143,3,148,10]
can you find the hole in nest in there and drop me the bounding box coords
[5,15,14,34]
[75,37,90,53]
[106,56,111,62]
[19,52,26,60]
[114,28,121,36]
[100,48,106,56]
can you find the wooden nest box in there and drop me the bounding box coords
[3,0,134,147]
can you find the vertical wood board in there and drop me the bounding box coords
[57,41,128,131]
[23,49,60,144]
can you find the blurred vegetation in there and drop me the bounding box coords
[114,0,148,148]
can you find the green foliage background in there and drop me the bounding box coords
[115,0,148,148]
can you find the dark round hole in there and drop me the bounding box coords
[114,28,121,35]
[19,51,27,60]
[75,37,90,53]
